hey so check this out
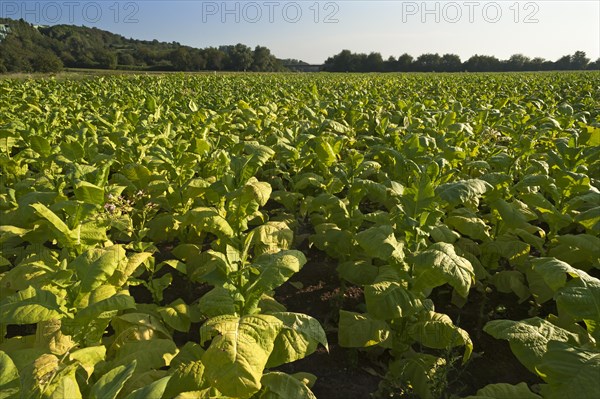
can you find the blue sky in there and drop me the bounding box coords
[4,1,599,63]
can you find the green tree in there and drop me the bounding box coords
[170,47,193,71]
[464,55,500,72]
[440,54,462,72]
[118,52,135,66]
[571,51,590,70]
[554,54,572,70]
[323,49,356,72]
[93,48,117,69]
[506,54,531,71]
[365,52,384,72]
[204,47,227,70]
[414,53,441,72]
[397,53,414,72]
[31,50,63,72]
[251,46,278,71]
[228,43,253,71]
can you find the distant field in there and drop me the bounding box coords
[1,72,599,399]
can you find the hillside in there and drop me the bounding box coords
[0,18,287,73]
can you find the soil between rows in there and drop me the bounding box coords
[5,248,544,398]
[272,252,544,398]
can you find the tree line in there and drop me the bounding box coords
[0,19,285,73]
[323,50,600,72]
[1,18,598,74]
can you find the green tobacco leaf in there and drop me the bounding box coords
[489,271,530,303]
[355,225,404,262]
[170,342,205,368]
[491,199,531,229]
[548,234,600,270]
[18,353,59,398]
[0,258,57,294]
[119,369,167,397]
[430,225,460,244]
[0,351,20,399]
[310,224,353,259]
[147,274,172,303]
[574,207,600,232]
[237,143,275,183]
[538,342,600,399]
[445,215,490,241]
[244,250,307,297]
[464,382,541,399]
[267,312,327,367]
[180,207,234,238]
[74,181,104,205]
[241,178,272,207]
[89,360,136,399]
[109,252,153,287]
[484,318,581,373]
[402,173,436,216]
[197,287,236,318]
[109,339,178,374]
[337,260,378,286]
[338,311,391,348]
[200,314,283,398]
[408,311,473,363]
[365,281,423,320]
[68,346,106,381]
[412,242,474,298]
[29,136,51,157]
[314,138,337,166]
[124,376,171,399]
[260,372,316,399]
[162,361,207,399]
[0,287,65,324]
[252,221,294,256]
[531,257,574,291]
[60,141,84,161]
[555,283,600,326]
[387,353,446,399]
[348,179,388,206]
[481,235,530,268]
[436,179,491,208]
[306,194,350,228]
[44,363,82,399]
[76,294,136,322]
[111,313,172,343]
[531,258,600,326]
[158,299,191,332]
[30,203,74,246]
[72,245,127,293]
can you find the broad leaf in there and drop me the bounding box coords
[0,351,20,399]
[267,312,327,367]
[408,311,473,363]
[412,242,474,298]
[338,311,391,347]
[365,281,423,320]
[464,382,542,399]
[89,360,137,399]
[538,341,600,399]
[484,318,582,372]
[259,372,316,399]
[0,287,65,324]
[200,314,283,397]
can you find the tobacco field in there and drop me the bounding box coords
[0,72,599,398]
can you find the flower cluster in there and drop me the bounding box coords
[103,191,159,215]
